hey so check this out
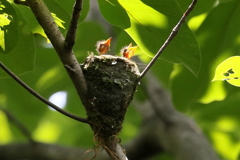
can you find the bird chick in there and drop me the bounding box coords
[96,37,112,55]
[120,43,138,59]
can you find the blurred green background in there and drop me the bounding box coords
[1,0,240,159]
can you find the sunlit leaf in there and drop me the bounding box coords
[176,0,216,18]
[212,56,240,87]
[13,4,61,41]
[45,0,89,25]
[0,0,18,54]
[33,120,61,143]
[0,110,12,144]
[12,0,89,41]
[171,0,240,109]
[51,13,65,29]
[13,4,47,39]
[99,0,201,76]
[0,30,35,77]
[0,13,11,26]
[0,2,35,77]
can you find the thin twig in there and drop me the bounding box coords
[64,0,83,51]
[139,0,198,80]
[14,0,28,6]
[0,62,89,124]
[0,108,35,143]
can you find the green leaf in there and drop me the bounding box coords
[0,2,35,77]
[12,0,89,40]
[191,92,240,122]
[51,13,66,29]
[99,0,201,76]
[13,4,46,38]
[0,0,90,77]
[97,0,130,29]
[45,0,89,24]
[123,0,201,76]
[175,0,216,17]
[212,56,240,87]
[44,0,90,33]
[0,0,18,54]
[171,0,240,110]
[0,31,35,77]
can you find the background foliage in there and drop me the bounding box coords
[0,0,240,159]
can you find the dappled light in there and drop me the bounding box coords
[48,91,67,110]
[188,13,207,31]
[36,66,63,90]
[199,81,226,104]
[0,111,12,144]
[33,120,61,143]
[210,117,240,160]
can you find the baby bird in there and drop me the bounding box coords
[96,37,112,55]
[120,43,138,59]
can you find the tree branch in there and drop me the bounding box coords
[25,0,88,109]
[0,62,88,124]
[139,0,198,80]
[64,0,83,51]
[0,143,86,160]
[15,0,128,159]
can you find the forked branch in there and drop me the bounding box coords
[139,0,198,80]
[25,0,88,108]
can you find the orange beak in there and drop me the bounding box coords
[121,43,138,59]
[96,37,112,55]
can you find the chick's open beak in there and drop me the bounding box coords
[121,43,138,59]
[96,37,112,55]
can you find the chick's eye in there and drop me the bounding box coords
[99,44,104,48]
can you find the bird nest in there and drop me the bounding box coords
[81,54,140,157]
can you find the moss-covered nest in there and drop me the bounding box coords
[81,54,140,155]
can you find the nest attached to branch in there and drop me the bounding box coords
[81,54,140,159]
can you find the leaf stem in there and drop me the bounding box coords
[0,62,89,124]
[139,0,198,80]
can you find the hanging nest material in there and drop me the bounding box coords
[81,54,140,159]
